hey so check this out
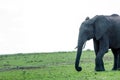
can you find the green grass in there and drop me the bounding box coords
[0,51,119,80]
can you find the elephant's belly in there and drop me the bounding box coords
[109,39,120,49]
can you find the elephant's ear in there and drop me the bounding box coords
[94,15,111,40]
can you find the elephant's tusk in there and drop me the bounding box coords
[82,42,86,49]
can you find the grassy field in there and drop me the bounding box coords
[0,50,120,80]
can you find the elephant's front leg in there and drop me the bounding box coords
[94,39,105,71]
[95,36,109,71]
[95,51,105,71]
[93,38,99,56]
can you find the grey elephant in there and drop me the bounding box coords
[75,14,120,71]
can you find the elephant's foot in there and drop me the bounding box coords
[112,65,120,71]
[95,59,105,71]
[95,69,105,71]
[117,68,120,70]
[112,68,120,71]
[95,66,105,71]
[112,67,117,71]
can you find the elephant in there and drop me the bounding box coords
[75,14,120,71]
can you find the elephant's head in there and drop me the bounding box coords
[75,15,111,71]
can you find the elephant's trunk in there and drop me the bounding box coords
[75,40,85,72]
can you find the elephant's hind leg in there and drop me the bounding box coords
[111,49,120,70]
[117,49,120,70]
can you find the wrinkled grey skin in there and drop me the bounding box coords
[75,14,120,71]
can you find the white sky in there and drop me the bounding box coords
[0,0,120,54]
